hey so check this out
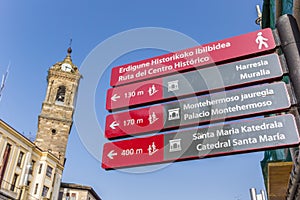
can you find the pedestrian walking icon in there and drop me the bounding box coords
[148,142,158,156]
[148,112,159,124]
[255,32,269,49]
[148,85,158,96]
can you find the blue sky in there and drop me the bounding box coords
[0,1,267,199]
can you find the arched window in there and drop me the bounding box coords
[55,86,66,104]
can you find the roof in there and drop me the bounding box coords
[0,118,35,146]
[60,182,102,200]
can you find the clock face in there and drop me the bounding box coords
[61,63,72,72]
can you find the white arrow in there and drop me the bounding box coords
[111,94,120,101]
[107,150,117,159]
[110,121,119,129]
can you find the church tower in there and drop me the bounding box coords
[34,47,81,165]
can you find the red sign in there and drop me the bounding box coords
[105,105,164,139]
[110,28,276,86]
[106,78,163,111]
[102,114,300,170]
[105,82,291,139]
[107,53,283,111]
[102,134,164,169]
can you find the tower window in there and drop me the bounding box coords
[55,86,66,104]
[51,129,57,135]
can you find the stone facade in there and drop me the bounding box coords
[35,50,81,165]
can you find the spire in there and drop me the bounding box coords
[67,47,72,55]
[50,40,79,73]
[63,40,73,63]
[67,38,72,56]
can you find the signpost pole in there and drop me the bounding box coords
[276,14,300,104]
[276,14,300,200]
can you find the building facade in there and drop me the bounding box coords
[58,183,101,200]
[0,118,63,200]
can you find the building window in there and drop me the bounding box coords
[46,165,53,177]
[66,192,70,200]
[42,185,49,197]
[10,173,18,191]
[26,181,31,187]
[34,184,38,194]
[58,191,63,200]
[17,151,24,167]
[70,193,76,200]
[38,163,43,174]
[29,160,36,175]
[0,143,11,187]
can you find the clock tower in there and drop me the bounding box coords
[34,47,81,165]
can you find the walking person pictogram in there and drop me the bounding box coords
[255,32,269,49]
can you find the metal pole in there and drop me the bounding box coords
[276,14,300,200]
[276,14,300,103]
[255,5,262,27]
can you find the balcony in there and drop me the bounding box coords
[261,148,294,200]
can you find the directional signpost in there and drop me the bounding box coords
[107,53,284,111]
[102,23,300,170]
[105,82,291,139]
[110,28,276,87]
[102,114,300,169]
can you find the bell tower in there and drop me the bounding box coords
[34,47,81,165]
